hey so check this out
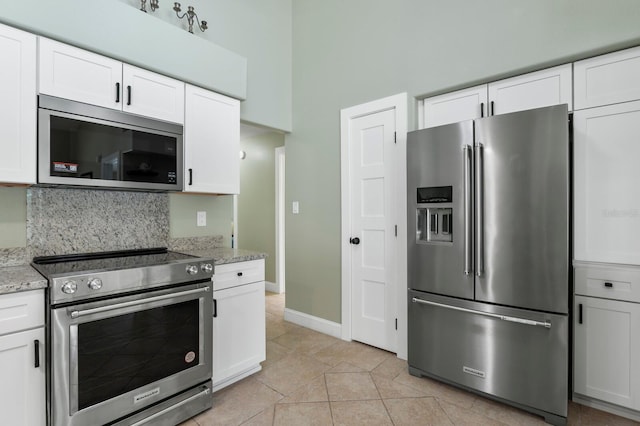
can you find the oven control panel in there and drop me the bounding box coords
[48,259,215,305]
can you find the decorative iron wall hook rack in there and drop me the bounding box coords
[173,2,208,33]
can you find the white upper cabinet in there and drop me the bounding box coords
[488,64,573,115]
[39,37,121,110]
[39,38,184,123]
[420,65,572,129]
[420,85,487,128]
[574,46,640,110]
[0,23,37,184]
[184,85,240,194]
[574,100,640,265]
[122,64,185,124]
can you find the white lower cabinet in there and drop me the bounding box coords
[574,295,640,410]
[212,260,265,392]
[0,290,45,426]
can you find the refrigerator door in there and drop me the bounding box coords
[408,290,568,422]
[407,121,474,299]
[474,105,569,314]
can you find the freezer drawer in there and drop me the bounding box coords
[408,290,568,421]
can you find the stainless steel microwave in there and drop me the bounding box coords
[38,95,183,191]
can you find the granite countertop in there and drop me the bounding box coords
[0,245,265,296]
[177,247,267,265]
[0,265,48,295]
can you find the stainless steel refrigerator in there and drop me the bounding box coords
[407,104,569,426]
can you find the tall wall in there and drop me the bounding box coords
[286,0,640,323]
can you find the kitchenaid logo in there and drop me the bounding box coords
[603,209,640,218]
[463,366,486,379]
[134,387,160,404]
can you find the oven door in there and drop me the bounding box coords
[50,280,212,426]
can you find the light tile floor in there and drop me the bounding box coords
[182,292,639,426]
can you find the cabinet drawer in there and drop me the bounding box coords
[575,264,640,303]
[213,259,265,291]
[0,290,44,336]
[574,46,640,110]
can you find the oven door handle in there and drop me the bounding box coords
[70,287,210,319]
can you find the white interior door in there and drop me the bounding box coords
[345,107,397,352]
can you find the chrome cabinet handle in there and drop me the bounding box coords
[70,286,209,318]
[463,145,472,275]
[475,143,484,277]
[412,297,551,329]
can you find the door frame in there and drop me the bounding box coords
[275,146,286,294]
[340,92,408,359]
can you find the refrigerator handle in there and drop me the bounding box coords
[463,145,473,275]
[475,143,484,277]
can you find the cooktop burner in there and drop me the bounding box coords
[33,247,195,276]
[33,247,215,305]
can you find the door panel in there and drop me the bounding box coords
[409,290,568,418]
[475,105,569,314]
[350,108,396,352]
[407,121,474,299]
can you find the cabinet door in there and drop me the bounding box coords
[420,85,487,129]
[122,64,185,124]
[212,281,266,387]
[574,46,640,110]
[0,328,46,426]
[574,101,640,265]
[488,64,572,115]
[184,85,240,194]
[574,296,640,409]
[0,23,36,184]
[39,37,122,110]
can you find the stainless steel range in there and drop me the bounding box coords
[32,247,214,426]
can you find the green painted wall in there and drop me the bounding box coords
[169,194,234,246]
[286,0,640,323]
[0,188,27,248]
[238,133,285,283]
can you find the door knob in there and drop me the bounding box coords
[350,237,360,245]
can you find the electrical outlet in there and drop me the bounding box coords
[292,201,299,214]
[197,211,207,227]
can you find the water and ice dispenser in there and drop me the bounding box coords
[416,186,453,243]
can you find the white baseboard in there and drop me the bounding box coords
[265,281,279,293]
[573,394,640,422]
[284,308,342,339]
[212,365,262,393]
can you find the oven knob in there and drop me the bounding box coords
[201,263,213,273]
[61,281,78,294]
[88,278,103,290]
[186,265,199,275]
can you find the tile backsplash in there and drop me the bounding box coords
[27,187,170,258]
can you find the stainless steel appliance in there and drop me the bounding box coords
[407,105,570,426]
[38,95,183,191]
[32,248,214,426]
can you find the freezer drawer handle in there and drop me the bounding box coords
[70,287,210,318]
[411,297,551,329]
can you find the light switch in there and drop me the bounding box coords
[197,211,207,227]
[292,201,299,214]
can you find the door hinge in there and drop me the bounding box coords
[395,318,398,330]
[395,225,397,237]
[394,131,397,144]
